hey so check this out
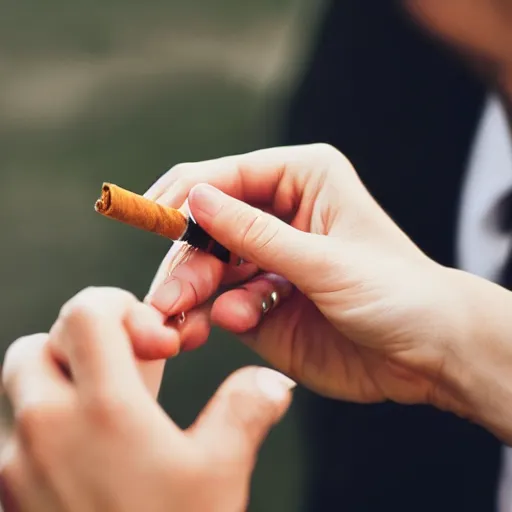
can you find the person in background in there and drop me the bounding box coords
[5,144,512,511]
[279,1,512,510]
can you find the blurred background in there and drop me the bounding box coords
[5,1,505,511]
[0,1,327,510]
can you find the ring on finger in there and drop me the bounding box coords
[262,290,279,315]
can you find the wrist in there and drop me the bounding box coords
[432,267,512,443]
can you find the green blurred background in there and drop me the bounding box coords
[0,1,326,510]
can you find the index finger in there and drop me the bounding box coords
[48,287,150,395]
[143,144,340,217]
[2,334,73,427]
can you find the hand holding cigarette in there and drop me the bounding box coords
[143,144,512,446]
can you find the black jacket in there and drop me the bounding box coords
[282,1,501,510]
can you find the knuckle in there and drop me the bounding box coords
[310,142,341,161]
[3,341,27,386]
[180,178,202,200]
[2,334,47,387]
[58,286,101,323]
[169,166,200,191]
[238,209,279,254]
[309,143,354,175]
[59,287,135,325]
[169,162,194,178]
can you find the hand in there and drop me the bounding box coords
[0,287,294,512]
[143,144,473,413]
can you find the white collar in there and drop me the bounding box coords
[456,94,512,281]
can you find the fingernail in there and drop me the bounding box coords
[149,279,182,314]
[256,368,296,401]
[189,184,224,217]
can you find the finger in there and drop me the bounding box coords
[189,367,295,468]
[220,261,259,286]
[188,184,334,288]
[211,274,293,334]
[148,250,223,316]
[2,334,73,415]
[47,287,145,394]
[144,167,193,204]
[174,303,212,352]
[144,152,274,206]
[146,242,185,299]
[131,303,213,359]
[126,303,180,360]
[148,237,258,297]
[1,336,76,482]
[145,144,341,218]
[125,303,181,399]
[148,245,245,317]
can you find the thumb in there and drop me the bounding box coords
[188,184,328,285]
[189,367,295,468]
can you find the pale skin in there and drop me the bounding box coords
[406,0,512,56]
[3,1,512,509]
[404,0,512,96]
[143,144,512,444]
[4,143,512,509]
[0,288,295,511]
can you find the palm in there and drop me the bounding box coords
[247,290,435,406]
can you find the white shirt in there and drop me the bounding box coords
[456,94,512,510]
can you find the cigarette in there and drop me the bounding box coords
[95,183,188,240]
[95,183,239,265]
